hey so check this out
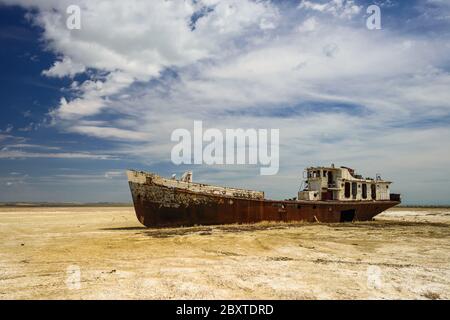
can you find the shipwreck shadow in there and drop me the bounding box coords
[143,227,215,238]
[101,226,147,231]
[140,222,308,238]
[325,220,450,229]
[102,222,313,238]
[100,220,449,240]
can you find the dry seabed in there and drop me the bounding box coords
[0,206,449,299]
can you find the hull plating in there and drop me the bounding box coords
[129,181,399,228]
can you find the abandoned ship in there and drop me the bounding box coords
[127,165,401,228]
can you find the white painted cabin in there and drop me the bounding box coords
[298,165,392,201]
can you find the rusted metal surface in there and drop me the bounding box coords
[127,170,264,200]
[127,170,400,228]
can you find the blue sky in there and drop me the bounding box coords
[0,0,450,204]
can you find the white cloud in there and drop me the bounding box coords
[68,125,149,141]
[297,17,318,32]
[42,57,86,78]
[4,0,278,122]
[5,144,61,150]
[43,57,85,78]
[299,0,328,12]
[1,124,14,133]
[299,0,362,19]
[104,170,124,179]
[0,150,113,159]
[0,143,114,159]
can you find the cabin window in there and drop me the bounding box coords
[323,170,327,177]
[352,182,357,199]
[362,184,367,199]
[371,184,376,199]
[345,182,351,198]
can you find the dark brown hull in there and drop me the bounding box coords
[129,181,400,228]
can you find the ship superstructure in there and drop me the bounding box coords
[299,165,397,201]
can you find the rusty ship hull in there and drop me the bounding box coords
[127,170,400,228]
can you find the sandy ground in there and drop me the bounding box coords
[0,206,449,300]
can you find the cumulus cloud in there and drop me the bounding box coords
[43,57,85,78]
[3,0,279,122]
